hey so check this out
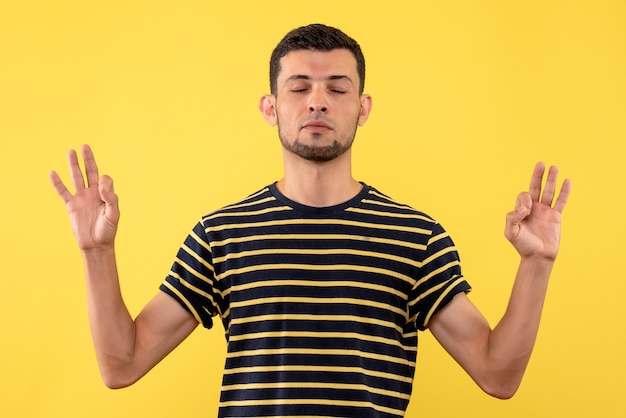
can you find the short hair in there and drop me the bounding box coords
[269,23,366,95]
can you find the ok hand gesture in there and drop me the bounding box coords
[505,162,572,261]
[49,145,120,251]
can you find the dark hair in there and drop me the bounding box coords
[269,23,366,95]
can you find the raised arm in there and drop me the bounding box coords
[428,162,572,399]
[50,145,198,388]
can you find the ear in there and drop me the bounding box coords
[358,94,373,126]
[259,94,277,126]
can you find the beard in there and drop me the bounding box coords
[277,115,359,163]
[280,136,353,162]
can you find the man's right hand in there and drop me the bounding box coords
[49,144,120,251]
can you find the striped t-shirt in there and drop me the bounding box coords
[160,183,471,418]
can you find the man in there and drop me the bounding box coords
[49,24,571,418]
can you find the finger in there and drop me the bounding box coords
[540,165,559,206]
[553,178,572,214]
[505,192,531,239]
[81,144,100,189]
[515,192,533,212]
[99,175,115,196]
[529,162,546,202]
[507,192,533,223]
[49,170,73,204]
[514,191,532,218]
[99,175,121,221]
[67,149,85,192]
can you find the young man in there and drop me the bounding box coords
[49,24,571,418]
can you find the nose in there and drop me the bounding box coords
[308,103,328,114]
[307,87,328,114]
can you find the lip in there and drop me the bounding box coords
[302,120,333,132]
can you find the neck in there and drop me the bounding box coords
[277,149,361,207]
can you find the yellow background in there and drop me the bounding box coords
[1,1,625,417]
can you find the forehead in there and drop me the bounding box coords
[277,49,359,83]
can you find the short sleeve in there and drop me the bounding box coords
[160,221,223,329]
[408,222,471,330]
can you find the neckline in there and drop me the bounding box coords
[269,182,370,216]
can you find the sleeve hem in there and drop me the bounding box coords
[160,281,214,329]
[417,276,471,331]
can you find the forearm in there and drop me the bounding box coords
[486,257,554,394]
[82,246,137,385]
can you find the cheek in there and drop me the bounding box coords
[276,106,299,127]
[275,110,297,139]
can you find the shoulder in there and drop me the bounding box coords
[198,184,286,227]
[207,184,272,213]
[360,184,438,225]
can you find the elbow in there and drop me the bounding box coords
[96,349,151,389]
[100,367,141,390]
[470,359,528,400]
[477,376,521,400]
[483,385,518,400]
[102,377,132,390]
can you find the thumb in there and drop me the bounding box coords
[504,192,531,240]
[514,191,532,219]
[98,175,114,196]
[98,175,120,219]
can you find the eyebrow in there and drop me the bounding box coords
[285,75,354,84]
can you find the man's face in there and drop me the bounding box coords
[264,49,371,163]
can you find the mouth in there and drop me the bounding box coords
[302,119,333,133]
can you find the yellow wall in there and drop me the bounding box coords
[1,1,624,417]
